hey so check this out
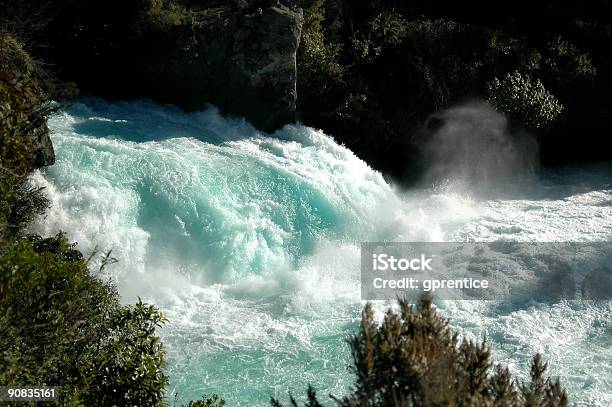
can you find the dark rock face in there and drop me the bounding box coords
[225,6,303,131]
[31,119,55,168]
[63,4,303,133]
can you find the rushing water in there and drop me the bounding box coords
[31,98,611,406]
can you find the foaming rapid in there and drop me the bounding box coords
[31,98,611,406]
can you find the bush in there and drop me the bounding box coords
[0,168,49,245]
[396,19,485,110]
[0,232,226,404]
[543,36,597,84]
[272,298,568,406]
[296,0,345,125]
[0,33,52,244]
[293,1,612,175]
[0,234,169,405]
[0,33,54,173]
[143,0,192,29]
[180,394,226,407]
[487,71,563,129]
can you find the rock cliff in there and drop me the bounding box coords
[51,3,303,133]
[138,4,303,132]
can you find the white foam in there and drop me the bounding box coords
[30,99,612,406]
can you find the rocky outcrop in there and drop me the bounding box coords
[28,115,55,169]
[224,6,303,131]
[62,4,303,133]
[149,4,304,132]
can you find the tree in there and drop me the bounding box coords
[272,297,568,406]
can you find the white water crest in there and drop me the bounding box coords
[31,98,612,406]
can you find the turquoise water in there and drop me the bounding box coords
[32,99,611,405]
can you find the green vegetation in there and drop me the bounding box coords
[1,33,52,245]
[0,235,167,405]
[272,298,568,406]
[294,0,612,176]
[0,234,226,406]
[0,167,48,246]
[487,71,563,129]
[0,33,52,173]
[179,394,226,406]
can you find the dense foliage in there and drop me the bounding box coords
[486,71,563,129]
[0,33,52,245]
[0,235,168,405]
[293,0,612,179]
[179,394,226,407]
[272,298,568,406]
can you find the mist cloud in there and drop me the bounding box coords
[420,101,538,194]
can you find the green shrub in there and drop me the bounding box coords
[0,168,49,245]
[180,394,226,407]
[143,0,193,29]
[543,36,597,84]
[484,31,542,76]
[487,71,563,129]
[1,33,52,244]
[350,11,408,63]
[296,0,345,124]
[398,19,485,110]
[272,298,568,406]
[0,234,168,406]
[0,33,54,173]
[292,1,612,175]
